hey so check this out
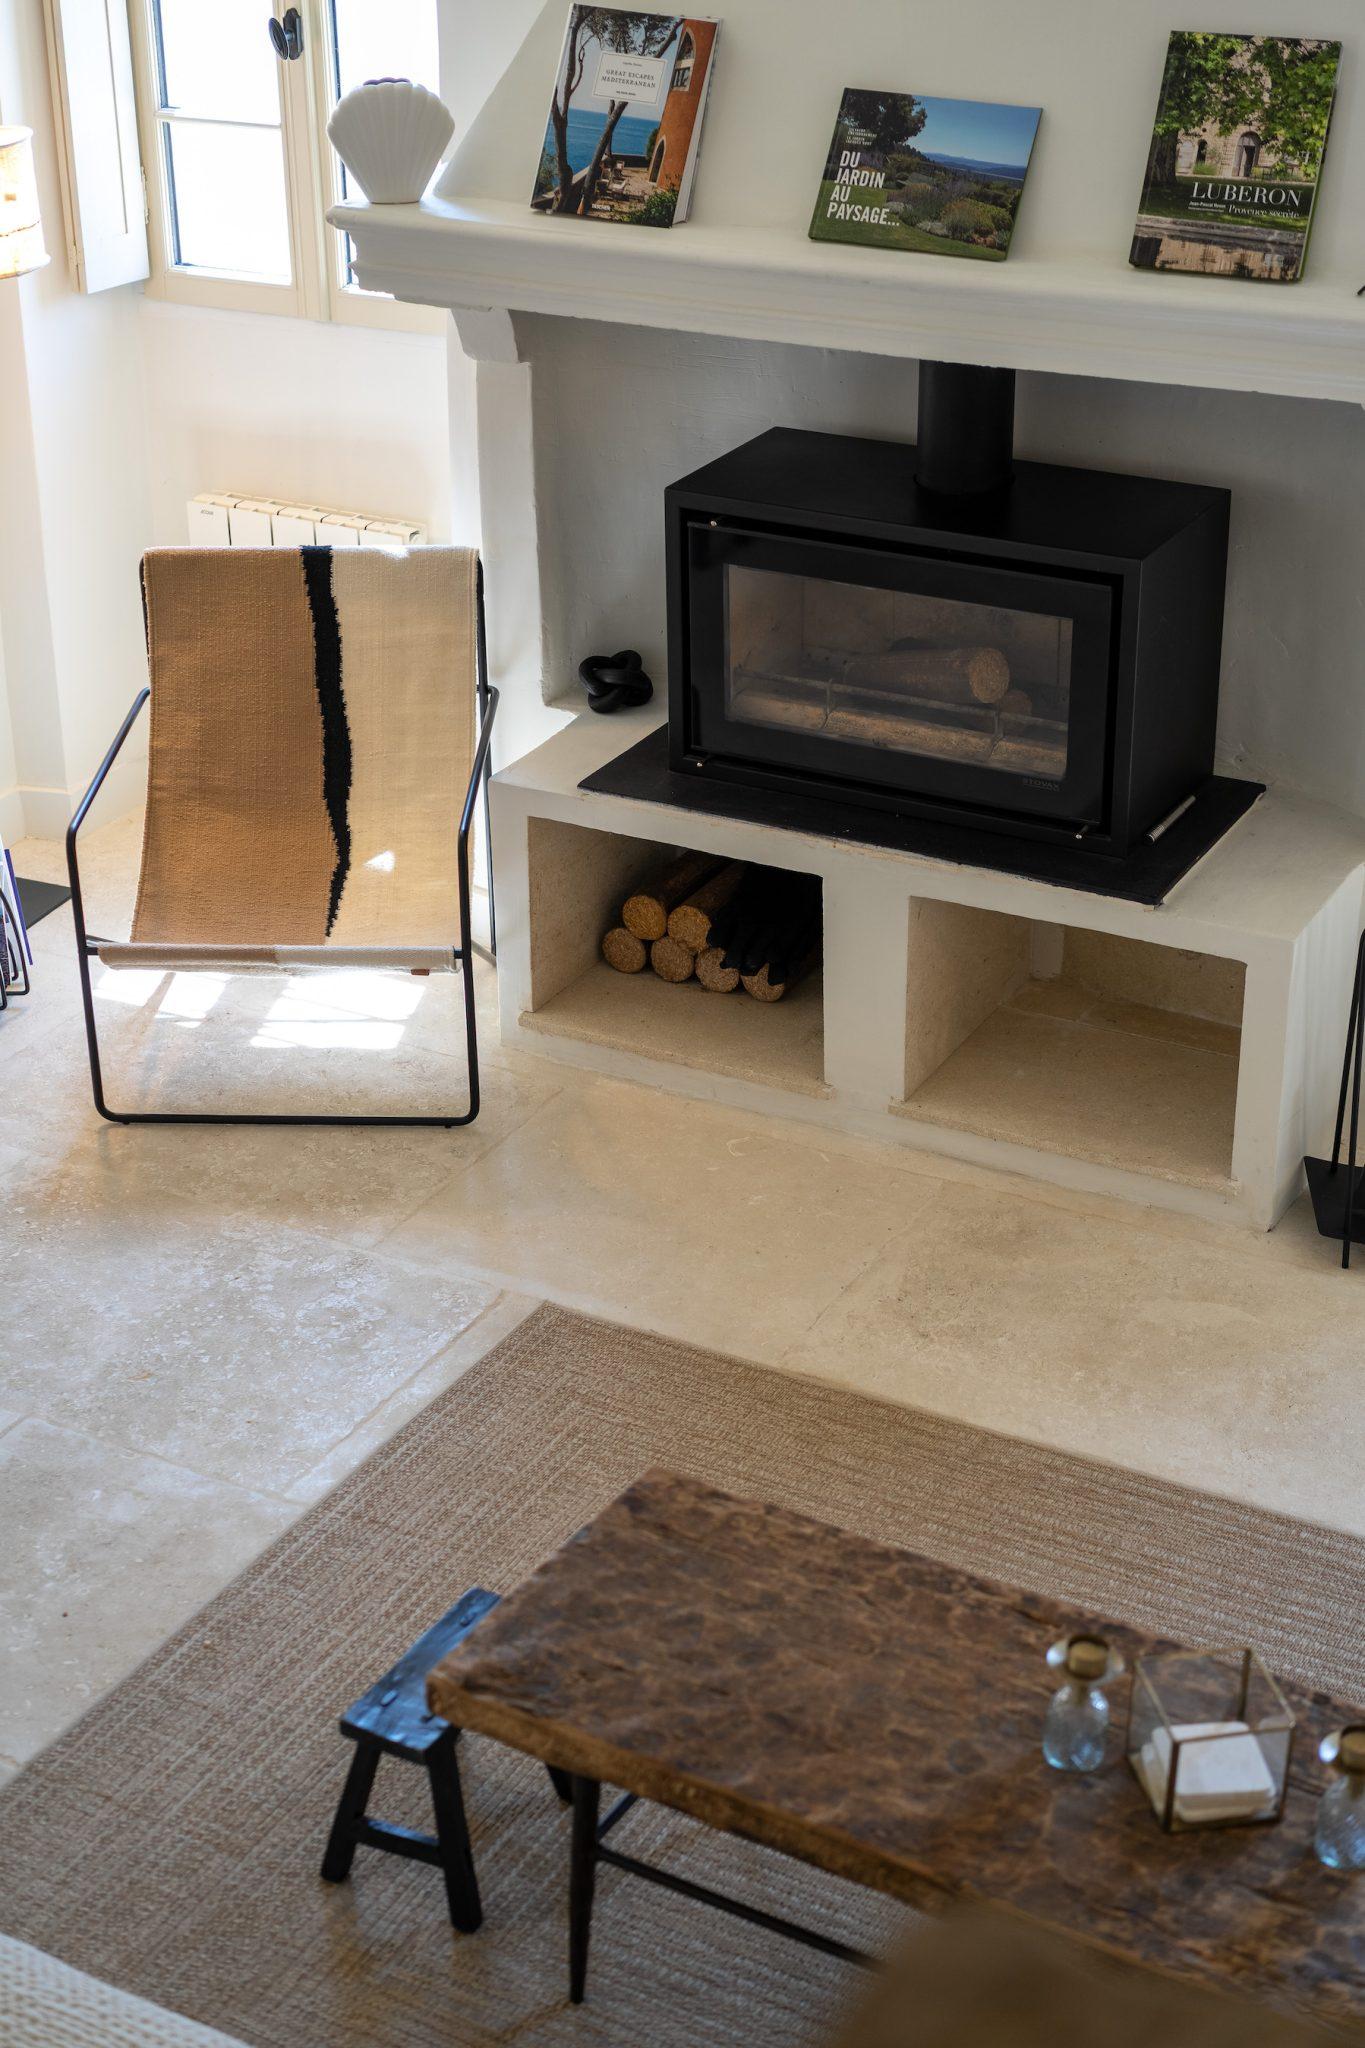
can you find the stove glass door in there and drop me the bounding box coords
[686,523,1115,827]
[727,563,1074,782]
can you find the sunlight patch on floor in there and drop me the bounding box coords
[94,968,231,1021]
[250,970,430,1052]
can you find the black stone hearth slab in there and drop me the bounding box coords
[579,729,1263,907]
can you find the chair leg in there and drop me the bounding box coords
[569,1775,600,2005]
[320,1737,382,1884]
[68,951,481,1128]
[426,1735,483,1933]
[547,1765,573,1804]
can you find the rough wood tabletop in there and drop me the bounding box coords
[427,1468,1365,2033]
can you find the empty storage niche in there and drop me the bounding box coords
[521,817,828,1096]
[898,902,1245,1189]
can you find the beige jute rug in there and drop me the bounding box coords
[1,1304,1362,2048]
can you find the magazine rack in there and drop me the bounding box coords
[0,841,32,1010]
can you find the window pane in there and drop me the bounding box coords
[166,123,292,280]
[328,0,439,295]
[330,0,438,99]
[155,0,281,124]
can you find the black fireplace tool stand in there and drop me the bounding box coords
[1304,928,1365,1268]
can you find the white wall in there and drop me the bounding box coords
[1024,370,1365,808]
[0,3,463,843]
[0,0,152,839]
[437,0,543,604]
[0,267,459,838]
[0,613,19,846]
[22,269,151,832]
[450,0,1364,276]
[0,277,66,828]
[139,302,455,547]
[521,317,1365,813]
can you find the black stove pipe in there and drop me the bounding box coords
[915,360,1016,498]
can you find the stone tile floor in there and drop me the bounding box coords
[2,805,1363,1786]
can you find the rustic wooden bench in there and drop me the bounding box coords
[320,1585,569,1931]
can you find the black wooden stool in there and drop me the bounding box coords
[320,1585,571,1931]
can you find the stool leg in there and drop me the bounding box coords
[427,1735,483,1934]
[547,1765,573,1803]
[321,1738,381,1884]
[569,1775,600,2005]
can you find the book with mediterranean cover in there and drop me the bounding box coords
[809,88,1042,260]
[1131,32,1341,283]
[532,7,719,227]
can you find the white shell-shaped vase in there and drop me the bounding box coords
[327,79,455,205]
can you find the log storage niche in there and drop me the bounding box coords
[898,904,1246,1191]
[526,817,827,1099]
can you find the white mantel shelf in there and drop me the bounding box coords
[335,194,1365,406]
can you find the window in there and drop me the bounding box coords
[325,0,439,311]
[129,0,442,328]
[670,33,695,92]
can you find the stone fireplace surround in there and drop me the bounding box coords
[338,0,1365,1232]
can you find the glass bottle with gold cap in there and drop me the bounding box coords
[1043,1633,1125,1773]
[1315,1725,1365,1870]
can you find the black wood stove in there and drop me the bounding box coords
[664,364,1236,862]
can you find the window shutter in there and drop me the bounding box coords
[41,0,149,292]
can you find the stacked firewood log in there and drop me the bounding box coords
[601,856,821,1003]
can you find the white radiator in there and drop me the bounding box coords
[187,494,427,552]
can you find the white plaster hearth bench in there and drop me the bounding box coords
[491,705,1365,1233]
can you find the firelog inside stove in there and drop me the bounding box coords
[724,571,1073,781]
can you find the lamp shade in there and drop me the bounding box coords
[0,127,47,280]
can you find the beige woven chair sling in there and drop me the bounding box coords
[66,545,498,1127]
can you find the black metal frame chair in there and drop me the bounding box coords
[66,568,498,1129]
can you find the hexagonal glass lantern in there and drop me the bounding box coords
[1127,1648,1295,1832]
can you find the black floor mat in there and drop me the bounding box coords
[13,876,72,927]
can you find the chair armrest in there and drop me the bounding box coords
[66,689,150,853]
[458,684,500,850]
[66,688,150,956]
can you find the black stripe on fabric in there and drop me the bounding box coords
[300,546,352,935]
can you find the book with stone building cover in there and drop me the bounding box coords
[1131,32,1341,283]
[532,7,719,228]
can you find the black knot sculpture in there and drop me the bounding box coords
[578,649,653,714]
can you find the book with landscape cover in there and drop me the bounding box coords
[1131,32,1341,283]
[809,88,1042,260]
[532,6,719,227]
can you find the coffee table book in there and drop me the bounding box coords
[1131,33,1341,283]
[531,7,720,228]
[809,87,1041,260]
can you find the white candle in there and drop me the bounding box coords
[1138,1719,1278,1824]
